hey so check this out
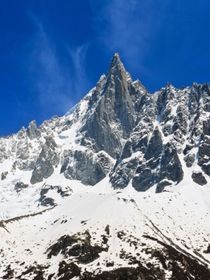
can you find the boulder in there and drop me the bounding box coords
[192,172,207,186]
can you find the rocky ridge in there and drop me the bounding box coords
[0,53,210,192]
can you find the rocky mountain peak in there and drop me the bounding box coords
[27,120,41,139]
[80,54,142,159]
[108,52,126,77]
[106,52,133,89]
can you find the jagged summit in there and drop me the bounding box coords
[107,53,133,85]
[79,54,141,158]
[109,52,125,72]
[113,52,120,59]
[111,52,121,64]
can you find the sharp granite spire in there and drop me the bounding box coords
[107,52,129,83]
[80,53,143,158]
[109,52,125,71]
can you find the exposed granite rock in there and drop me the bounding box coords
[16,138,30,160]
[156,180,172,193]
[132,142,183,192]
[132,166,157,192]
[172,105,188,135]
[130,128,163,191]
[1,171,8,180]
[81,265,164,280]
[14,182,29,193]
[61,150,113,186]
[2,265,14,279]
[192,172,207,185]
[39,188,55,207]
[198,134,210,176]
[110,158,139,189]
[17,264,46,280]
[109,96,155,189]
[47,231,107,264]
[201,164,210,177]
[159,143,183,183]
[145,127,163,161]
[80,53,143,158]
[27,120,41,139]
[184,153,195,167]
[39,185,72,206]
[203,119,210,135]
[57,261,81,279]
[30,137,59,184]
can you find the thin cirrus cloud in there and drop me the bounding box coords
[67,44,89,100]
[26,14,88,116]
[91,0,169,71]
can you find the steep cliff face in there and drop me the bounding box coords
[1,54,210,279]
[80,53,144,159]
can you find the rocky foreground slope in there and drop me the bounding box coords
[1,54,210,279]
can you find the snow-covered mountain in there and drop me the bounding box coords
[1,53,210,279]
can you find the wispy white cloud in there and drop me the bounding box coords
[26,15,88,116]
[91,0,169,71]
[67,44,89,98]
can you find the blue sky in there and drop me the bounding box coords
[0,0,210,135]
